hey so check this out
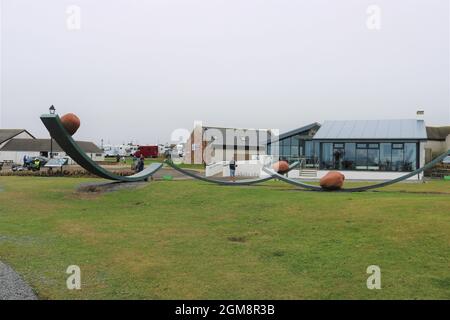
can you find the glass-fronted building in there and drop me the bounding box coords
[312,120,427,172]
[267,123,321,165]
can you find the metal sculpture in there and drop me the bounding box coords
[41,113,449,191]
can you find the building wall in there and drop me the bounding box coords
[184,124,203,164]
[424,140,446,157]
[424,136,450,163]
[184,124,269,164]
[206,146,265,164]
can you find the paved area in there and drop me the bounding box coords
[0,261,37,300]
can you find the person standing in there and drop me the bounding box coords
[229,157,238,182]
[136,155,145,173]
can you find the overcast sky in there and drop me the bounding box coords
[1,0,449,145]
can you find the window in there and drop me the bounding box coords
[379,143,392,171]
[333,143,345,169]
[291,143,299,157]
[280,138,290,158]
[305,141,313,158]
[343,143,356,170]
[318,141,417,172]
[313,141,320,158]
[367,148,380,170]
[404,143,417,171]
[391,147,404,171]
[321,143,333,169]
[356,147,368,170]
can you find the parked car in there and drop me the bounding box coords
[12,164,26,172]
[443,156,450,164]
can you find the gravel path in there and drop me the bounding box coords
[0,261,37,300]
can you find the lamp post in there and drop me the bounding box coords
[49,105,56,158]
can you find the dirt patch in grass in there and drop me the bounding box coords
[227,236,247,243]
[76,181,149,194]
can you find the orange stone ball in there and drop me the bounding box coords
[60,113,81,136]
[320,171,345,191]
[272,161,290,174]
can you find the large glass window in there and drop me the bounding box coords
[391,144,404,172]
[333,143,345,170]
[305,141,313,158]
[367,149,380,170]
[343,143,356,169]
[379,143,392,171]
[356,144,368,169]
[404,143,417,171]
[281,138,290,159]
[317,141,417,172]
[313,142,320,158]
[321,143,333,169]
[290,137,299,158]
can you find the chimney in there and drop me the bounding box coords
[416,110,425,121]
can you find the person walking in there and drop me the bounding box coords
[229,157,238,182]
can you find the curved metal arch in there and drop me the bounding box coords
[40,114,163,182]
[164,160,300,186]
[263,149,450,192]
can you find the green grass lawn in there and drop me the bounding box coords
[0,176,450,299]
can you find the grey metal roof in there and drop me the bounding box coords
[277,122,321,141]
[0,129,35,144]
[313,119,427,140]
[1,139,103,153]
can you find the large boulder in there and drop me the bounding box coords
[320,171,345,190]
[272,161,289,174]
[60,113,81,136]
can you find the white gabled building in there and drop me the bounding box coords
[0,129,35,149]
[0,139,105,164]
